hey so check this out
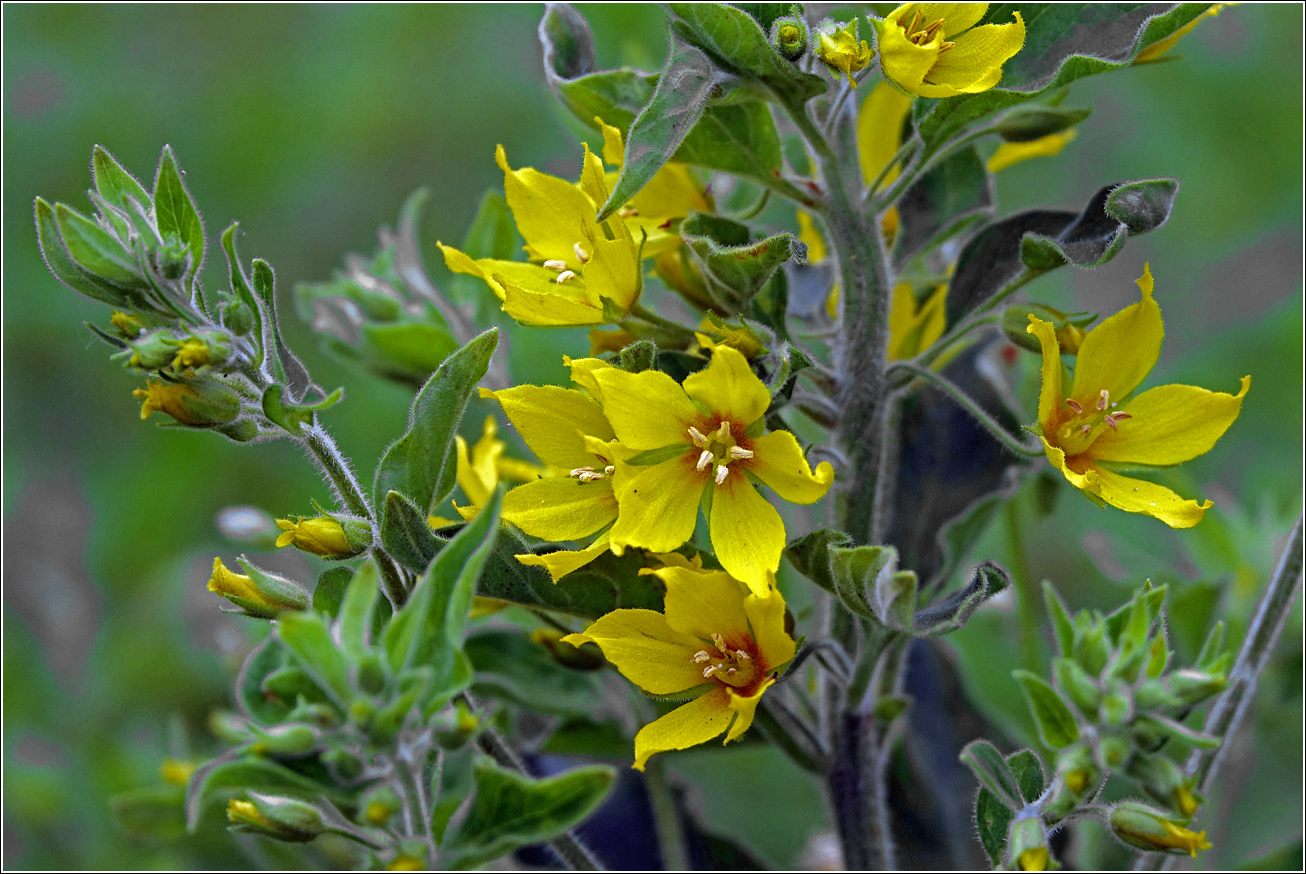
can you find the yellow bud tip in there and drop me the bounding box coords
[159,758,196,786]
[1017,846,1049,871]
[208,557,276,609]
[1175,785,1200,819]
[1162,822,1212,858]
[365,800,392,825]
[226,798,270,827]
[172,338,210,370]
[1064,769,1090,795]
[386,854,425,871]
[133,379,201,424]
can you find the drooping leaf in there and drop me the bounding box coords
[251,259,317,402]
[34,197,141,308]
[372,329,498,517]
[913,561,1012,636]
[152,144,205,275]
[681,211,805,315]
[442,758,615,869]
[946,179,1179,327]
[959,739,1024,808]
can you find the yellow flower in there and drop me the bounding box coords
[596,119,711,259]
[1028,265,1250,529]
[480,358,623,582]
[816,21,873,86]
[562,564,796,770]
[874,3,1025,98]
[447,416,546,521]
[1135,5,1231,64]
[987,129,1077,173]
[438,144,641,327]
[592,345,833,594]
[275,516,370,558]
[888,281,947,360]
[171,337,211,370]
[134,379,201,424]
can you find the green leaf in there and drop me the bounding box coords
[237,636,292,726]
[372,329,498,518]
[152,144,205,273]
[53,202,146,288]
[893,145,993,267]
[538,5,784,188]
[34,197,140,307]
[384,488,501,685]
[1013,669,1081,749]
[681,211,803,315]
[913,560,1011,636]
[261,384,343,434]
[465,629,601,717]
[277,611,351,705]
[959,739,1024,807]
[251,259,317,402]
[785,527,852,594]
[380,490,442,575]
[359,321,460,379]
[945,179,1179,327]
[1052,656,1101,717]
[312,567,353,617]
[974,785,1014,867]
[1043,581,1076,657]
[221,222,265,342]
[110,784,187,843]
[92,145,151,217]
[668,3,826,105]
[600,36,729,221]
[1006,749,1046,804]
[339,561,381,663]
[476,529,667,620]
[442,758,614,869]
[916,4,1216,151]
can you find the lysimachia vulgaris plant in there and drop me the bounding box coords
[32,3,1302,871]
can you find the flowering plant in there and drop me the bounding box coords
[18,3,1301,871]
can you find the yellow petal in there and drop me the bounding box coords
[682,345,772,427]
[723,677,774,742]
[1027,316,1065,431]
[564,609,706,695]
[630,162,710,220]
[517,532,611,582]
[500,279,606,327]
[709,475,785,596]
[1090,465,1212,529]
[743,589,797,671]
[1135,4,1226,64]
[1042,438,1101,497]
[1070,264,1163,404]
[633,687,734,770]
[746,431,835,504]
[654,566,753,643]
[566,356,615,404]
[497,144,598,268]
[593,368,702,449]
[887,282,917,360]
[1090,376,1250,466]
[598,118,625,167]
[581,227,640,311]
[858,81,913,187]
[502,477,618,541]
[609,459,704,553]
[918,3,990,38]
[875,16,942,95]
[577,142,609,208]
[927,15,1026,95]
[917,282,948,351]
[482,384,614,468]
[986,130,1077,174]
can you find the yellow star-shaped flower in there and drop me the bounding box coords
[874,3,1025,98]
[1028,264,1250,528]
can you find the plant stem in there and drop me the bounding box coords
[1187,513,1303,789]
[886,360,1044,458]
[643,758,688,871]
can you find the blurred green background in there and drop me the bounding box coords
[4,4,1301,869]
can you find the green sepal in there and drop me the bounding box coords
[441,757,615,870]
[261,384,344,434]
[1013,669,1081,749]
[681,211,804,316]
[1052,656,1101,718]
[624,443,694,466]
[372,329,498,518]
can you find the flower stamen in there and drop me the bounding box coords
[556,270,577,284]
[543,259,568,272]
[1066,398,1083,414]
[573,242,591,264]
[1097,389,1110,411]
[697,449,714,471]
[715,465,729,485]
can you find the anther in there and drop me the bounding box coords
[604,465,615,476]
[543,259,568,272]
[556,270,577,284]
[714,421,731,440]
[691,651,710,664]
[697,450,714,471]
[703,665,718,678]
[725,667,737,676]
[688,426,708,446]
[735,650,751,660]
[617,207,639,218]
[728,446,754,460]
[715,465,729,485]
[1065,398,1083,414]
[1104,412,1132,432]
[1081,425,1092,434]
[1097,389,1110,411]
[712,634,729,656]
[569,467,595,478]
[937,41,956,53]
[573,243,591,264]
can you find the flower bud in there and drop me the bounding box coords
[124,330,182,370]
[1044,743,1099,821]
[1008,813,1055,870]
[275,515,372,559]
[155,238,193,280]
[221,297,255,335]
[134,378,241,426]
[249,722,319,756]
[1168,666,1227,706]
[207,556,309,619]
[110,310,145,339]
[996,106,1091,143]
[770,15,808,61]
[171,329,233,371]
[1127,754,1202,819]
[159,758,197,786]
[1109,801,1212,857]
[209,709,254,745]
[815,20,872,86]
[227,793,325,842]
[386,840,429,871]
[434,700,480,750]
[359,785,402,827]
[322,747,364,782]
[654,247,715,314]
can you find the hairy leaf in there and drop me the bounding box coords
[152,144,205,276]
